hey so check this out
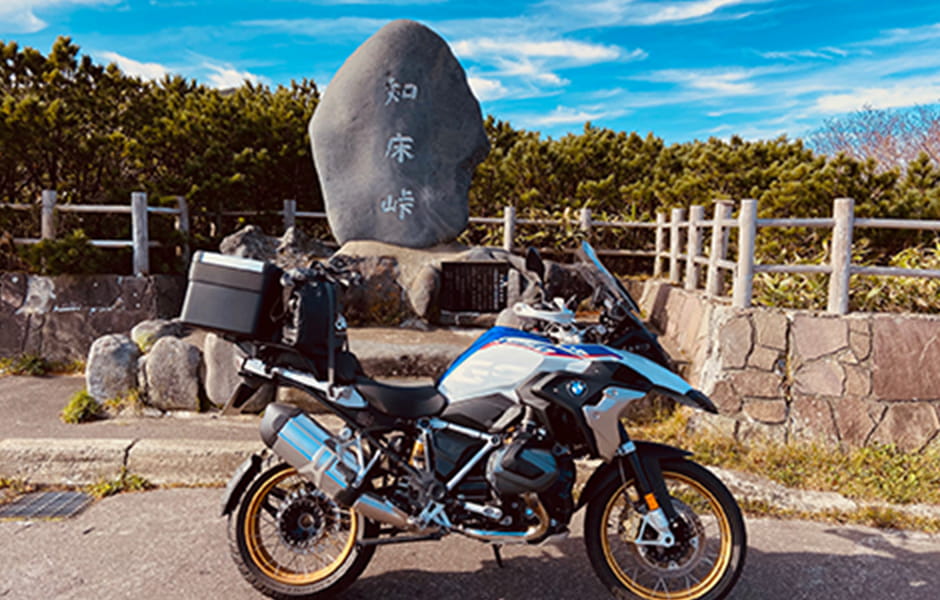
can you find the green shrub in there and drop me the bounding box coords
[60,389,102,424]
[1,354,85,376]
[0,354,52,376]
[18,229,108,275]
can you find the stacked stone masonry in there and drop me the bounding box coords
[0,273,183,362]
[638,281,940,451]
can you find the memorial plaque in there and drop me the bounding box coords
[440,262,509,312]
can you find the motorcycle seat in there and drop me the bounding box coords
[355,378,447,419]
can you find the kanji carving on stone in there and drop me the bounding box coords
[385,132,415,163]
[380,188,415,220]
[385,77,419,105]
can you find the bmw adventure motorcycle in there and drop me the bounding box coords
[189,241,745,600]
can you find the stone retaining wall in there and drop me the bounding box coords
[638,281,940,451]
[0,273,184,362]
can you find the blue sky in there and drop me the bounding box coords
[2,1,940,143]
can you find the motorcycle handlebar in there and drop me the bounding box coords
[512,301,575,325]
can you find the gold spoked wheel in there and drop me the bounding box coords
[230,463,377,598]
[585,460,746,600]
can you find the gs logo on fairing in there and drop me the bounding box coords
[567,380,587,397]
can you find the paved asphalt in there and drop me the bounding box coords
[3,374,940,599]
[2,487,939,600]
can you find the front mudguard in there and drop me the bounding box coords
[575,441,691,512]
[221,453,264,517]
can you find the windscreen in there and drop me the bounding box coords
[576,241,640,313]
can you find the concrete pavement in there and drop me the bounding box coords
[3,487,940,600]
[1,326,939,526]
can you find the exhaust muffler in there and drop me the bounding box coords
[260,403,417,531]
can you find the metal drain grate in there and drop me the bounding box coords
[0,491,92,519]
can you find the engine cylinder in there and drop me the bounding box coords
[486,438,559,496]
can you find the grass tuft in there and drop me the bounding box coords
[85,469,152,499]
[60,389,102,424]
[102,388,144,415]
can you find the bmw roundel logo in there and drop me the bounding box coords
[567,379,587,397]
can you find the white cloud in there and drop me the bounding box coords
[528,105,626,127]
[468,76,510,101]
[203,62,262,89]
[761,48,847,61]
[93,49,264,89]
[0,0,119,34]
[870,22,940,47]
[642,69,763,95]
[815,85,940,113]
[492,56,568,87]
[821,46,849,57]
[538,0,767,28]
[454,38,625,63]
[632,0,758,25]
[98,50,170,80]
[451,35,642,103]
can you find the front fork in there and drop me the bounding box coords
[615,423,682,547]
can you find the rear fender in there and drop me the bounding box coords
[220,453,264,517]
[575,441,691,512]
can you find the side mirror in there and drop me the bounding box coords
[525,247,546,282]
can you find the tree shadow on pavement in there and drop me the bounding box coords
[349,527,940,600]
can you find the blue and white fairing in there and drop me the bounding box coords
[437,326,693,404]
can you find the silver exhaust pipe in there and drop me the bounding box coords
[261,404,438,533]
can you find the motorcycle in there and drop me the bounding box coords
[187,241,745,600]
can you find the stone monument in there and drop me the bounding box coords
[310,19,490,248]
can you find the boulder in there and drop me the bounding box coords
[203,333,273,413]
[220,225,332,269]
[86,334,141,402]
[275,227,332,267]
[131,319,186,352]
[310,19,489,248]
[219,225,276,261]
[145,336,203,411]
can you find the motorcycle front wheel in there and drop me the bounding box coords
[584,459,746,600]
[228,462,378,599]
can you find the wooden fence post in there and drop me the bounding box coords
[41,190,57,240]
[828,197,855,315]
[503,205,516,252]
[176,195,190,266]
[283,199,297,232]
[706,200,733,296]
[654,212,665,278]
[685,205,704,290]
[579,207,592,239]
[669,207,686,283]
[131,192,150,276]
[732,199,757,308]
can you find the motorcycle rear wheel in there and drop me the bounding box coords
[229,462,378,599]
[584,459,746,600]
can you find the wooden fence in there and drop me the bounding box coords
[5,192,940,315]
[2,191,189,276]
